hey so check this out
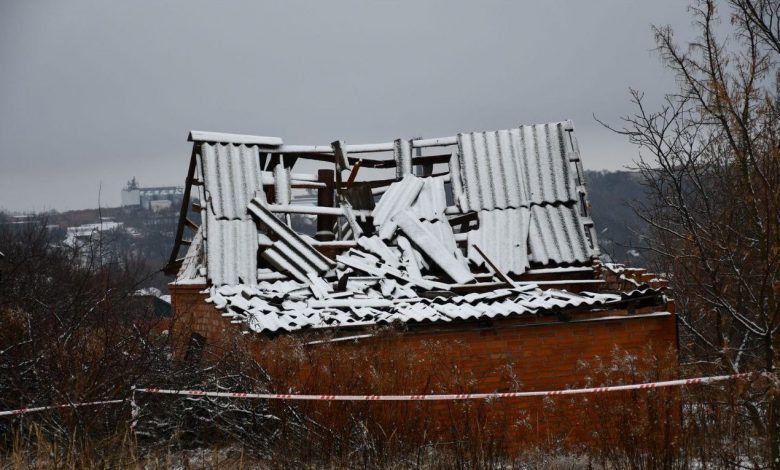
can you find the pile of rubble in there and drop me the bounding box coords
[203,175,650,334]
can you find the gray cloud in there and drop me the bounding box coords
[0,0,692,211]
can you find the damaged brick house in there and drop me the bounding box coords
[165,121,677,439]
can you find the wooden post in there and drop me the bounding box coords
[316,169,336,241]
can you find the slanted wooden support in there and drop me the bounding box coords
[346,160,362,188]
[471,244,513,287]
[165,145,198,275]
[184,217,199,231]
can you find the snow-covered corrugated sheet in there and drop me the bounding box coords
[528,203,593,265]
[394,211,474,284]
[174,122,611,332]
[454,122,578,211]
[248,197,334,281]
[372,175,425,239]
[189,130,283,147]
[467,208,530,275]
[200,142,264,220]
[409,176,448,221]
[208,283,661,334]
[205,216,258,286]
[176,227,204,282]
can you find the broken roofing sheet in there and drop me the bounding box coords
[170,121,620,333]
[209,282,659,334]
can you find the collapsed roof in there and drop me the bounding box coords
[167,121,658,334]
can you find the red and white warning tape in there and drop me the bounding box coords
[0,372,761,418]
[0,399,125,417]
[134,372,756,402]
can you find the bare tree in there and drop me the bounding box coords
[603,0,779,463]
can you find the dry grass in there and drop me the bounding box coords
[2,340,770,469]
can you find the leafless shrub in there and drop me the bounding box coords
[0,214,171,453]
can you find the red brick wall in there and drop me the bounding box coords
[170,283,678,447]
[168,283,239,357]
[393,308,677,444]
[393,308,676,393]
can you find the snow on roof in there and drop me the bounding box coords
[455,124,578,211]
[188,130,283,147]
[208,281,660,334]
[169,121,624,334]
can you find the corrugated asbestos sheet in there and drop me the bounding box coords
[176,228,204,281]
[178,122,598,292]
[197,142,266,285]
[205,215,258,286]
[455,122,578,212]
[419,219,467,268]
[372,175,424,238]
[372,175,424,225]
[394,211,474,283]
[466,203,592,271]
[200,142,264,220]
[467,208,530,275]
[409,177,447,221]
[164,123,660,339]
[248,198,334,282]
[528,203,591,265]
[208,282,662,334]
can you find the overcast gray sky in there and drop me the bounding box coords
[0,0,693,212]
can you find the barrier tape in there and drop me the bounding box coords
[0,399,125,418]
[0,372,760,418]
[134,372,756,402]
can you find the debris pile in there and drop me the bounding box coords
[165,121,662,334]
[201,175,647,334]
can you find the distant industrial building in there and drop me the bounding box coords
[121,178,184,212]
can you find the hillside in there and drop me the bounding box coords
[583,170,649,265]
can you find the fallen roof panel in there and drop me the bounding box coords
[372,175,425,239]
[209,282,662,334]
[248,197,334,279]
[394,211,475,284]
[409,176,448,222]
